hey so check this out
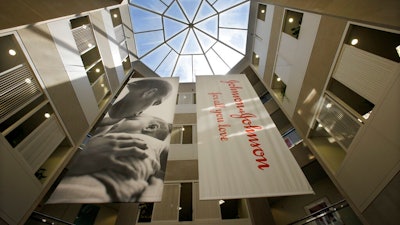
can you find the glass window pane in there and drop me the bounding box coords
[170,126,183,144]
[167,29,188,52]
[135,30,164,57]
[165,1,188,23]
[141,44,171,70]
[193,55,213,76]
[219,2,250,29]
[195,15,218,39]
[194,1,217,23]
[130,0,167,14]
[182,30,202,54]
[194,29,216,52]
[164,17,188,40]
[212,42,243,68]
[178,0,201,23]
[219,28,247,54]
[130,6,162,32]
[173,55,193,82]
[213,0,246,12]
[206,49,230,74]
[156,51,179,77]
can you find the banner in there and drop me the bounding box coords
[48,77,179,203]
[196,74,313,200]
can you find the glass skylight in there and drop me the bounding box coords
[129,0,250,82]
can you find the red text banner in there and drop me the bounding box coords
[196,75,313,200]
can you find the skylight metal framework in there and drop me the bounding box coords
[129,0,250,82]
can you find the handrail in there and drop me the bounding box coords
[287,199,348,225]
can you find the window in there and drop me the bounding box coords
[282,10,303,39]
[170,125,196,144]
[257,4,267,21]
[252,52,260,68]
[271,74,287,99]
[176,92,196,104]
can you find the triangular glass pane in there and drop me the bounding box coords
[193,55,213,76]
[141,44,171,70]
[135,30,164,57]
[213,0,246,12]
[164,17,187,40]
[220,2,250,29]
[130,0,167,14]
[178,0,201,23]
[218,28,247,54]
[205,49,230,74]
[156,51,179,77]
[167,29,188,53]
[195,15,218,39]
[161,0,173,5]
[212,42,244,68]
[181,29,202,54]
[130,6,162,32]
[193,29,216,52]
[194,0,217,23]
[173,55,193,82]
[165,1,188,23]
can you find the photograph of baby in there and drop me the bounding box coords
[47,77,179,203]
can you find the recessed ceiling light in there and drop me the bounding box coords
[276,77,281,82]
[288,18,294,23]
[44,113,51,118]
[95,68,101,73]
[326,103,332,109]
[351,38,358,45]
[8,49,16,56]
[113,14,118,18]
[261,9,265,13]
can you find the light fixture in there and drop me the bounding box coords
[82,25,87,29]
[101,84,105,88]
[351,38,358,45]
[288,18,294,23]
[219,200,225,205]
[113,14,118,18]
[88,43,93,48]
[181,127,185,131]
[276,77,281,82]
[44,113,51,118]
[25,78,32,84]
[255,54,259,58]
[261,9,265,13]
[95,68,101,73]
[318,123,323,128]
[396,45,400,57]
[8,49,16,56]
[326,103,332,109]
[178,206,182,211]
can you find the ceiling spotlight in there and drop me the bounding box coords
[25,78,32,84]
[326,103,332,109]
[8,49,16,56]
[95,68,101,73]
[219,200,225,205]
[261,9,265,13]
[44,113,51,118]
[276,77,281,82]
[255,54,259,58]
[288,18,294,23]
[351,38,358,45]
[113,14,118,18]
